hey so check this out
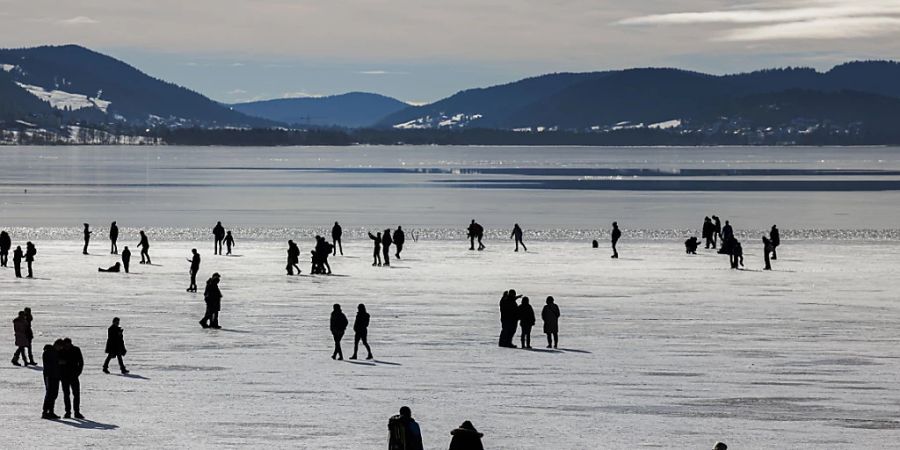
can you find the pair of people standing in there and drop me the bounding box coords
[42,338,84,419]
[467,220,485,251]
[330,303,372,360]
[12,241,37,278]
[11,308,36,366]
[199,273,222,329]
[212,221,236,255]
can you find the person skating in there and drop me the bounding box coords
[11,311,29,366]
[498,290,520,348]
[224,231,235,255]
[98,262,122,273]
[330,304,348,360]
[213,221,225,255]
[518,296,535,349]
[59,338,84,419]
[511,223,527,252]
[82,223,92,255]
[542,296,560,349]
[448,420,484,450]
[393,226,405,259]
[187,249,201,292]
[712,215,722,248]
[137,231,151,264]
[770,224,780,260]
[121,246,131,273]
[467,220,485,251]
[25,241,36,278]
[102,317,128,374]
[702,217,714,249]
[763,236,774,270]
[610,222,621,259]
[331,222,343,256]
[41,340,62,419]
[685,236,700,254]
[13,245,23,278]
[368,232,382,266]
[381,229,393,266]
[388,406,424,450]
[0,230,10,267]
[286,240,301,275]
[109,221,119,254]
[350,304,373,360]
[199,273,222,329]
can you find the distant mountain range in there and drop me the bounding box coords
[232,93,408,128]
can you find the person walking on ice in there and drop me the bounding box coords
[199,273,222,329]
[102,317,128,374]
[467,220,485,251]
[763,236,775,271]
[137,231,151,264]
[109,221,118,254]
[393,226,405,259]
[511,223,527,252]
[350,304,373,360]
[0,230,10,267]
[187,249,201,292]
[330,304,348,360]
[11,311,29,366]
[213,221,225,255]
[82,223,92,255]
[610,222,621,259]
[224,231,235,255]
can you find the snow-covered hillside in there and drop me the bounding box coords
[16,82,111,113]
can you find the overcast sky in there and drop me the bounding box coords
[2,0,898,104]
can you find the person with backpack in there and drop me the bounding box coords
[11,311,29,366]
[388,406,424,450]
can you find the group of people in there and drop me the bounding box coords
[0,231,36,278]
[212,221,236,255]
[498,290,561,349]
[690,217,781,270]
[330,303,373,360]
[388,406,486,450]
[368,226,406,267]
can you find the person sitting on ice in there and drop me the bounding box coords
[98,262,121,273]
[684,236,700,254]
[448,420,484,450]
[388,406,424,450]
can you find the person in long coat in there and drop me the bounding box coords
[770,224,780,260]
[25,241,36,278]
[381,229,393,267]
[103,317,128,374]
[0,230,10,267]
[498,290,520,348]
[109,221,119,254]
[702,217,714,249]
[11,311,29,366]
[518,297,536,349]
[12,245,23,278]
[200,273,222,329]
[286,240,301,275]
[350,303,373,360]
[393,226,405,259]
[121,246,131,273]
[541,296,560,349]
[330,304,348,360]
[449,420,484,450]
[212,221,225,255]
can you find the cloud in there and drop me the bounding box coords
[227,88,247,95]
[358,70,407,75]
[721,16,900,41]
[281,91,321,98]
[58,16,99,25]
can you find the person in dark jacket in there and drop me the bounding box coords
[685,236,700,254]
[330,304,348,360]
[449,420,484,450]
[381,229,393,267]
[25,241,36,278]
[331,222,343,256]
[498,290,521,348]
[59,337,84,419]
[98,262,122,273]
[224,231,235,255]
[388,406,424,450]
[511,223,527,252]
[213,221,226,255]
[13,245,23,278]
[763,236,774,270]
[42,340,63,419]
[82,223,92,255]
[722,220,734,242]
[199,273,222,329]
[542,296,560,349]
[770,224,780,260]
[702,216,714,249]
[393,226,405,259]
[368,232,382,267]
[286,240,301,275]
[187,249,201,292]
[103,317,128,374]
[731,241,744,269]
[467,220,485,251]
[350,304,373,360]
[24,307,35,365]
[137,231,151,264]
[518,297,536,349]
[109,221,119,254]
[0,230,10,267]
[11,311,29,366]
[610,222,621,259]
[712,215,722,248]
[121,246,131,273]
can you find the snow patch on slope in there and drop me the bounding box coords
[648,119,682,130]
[1,64,16,72]
[394,113,483,129]
[15,83,111,113]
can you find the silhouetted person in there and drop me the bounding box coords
[59,337,84,419]
[381,229,393,266]
[42,341,62,419]
[25,241,36,278]
[467,220,485,251]
[388,406,424,450]
[350,304,373,360]
[702,216,714,249]
[121,246,131,273]
[224,231,235,255]
[722,220,734,243]
[13,245,23,278]
[286,240,301,275]
[0,230,11,267]
[763,236,774,270]
[23,308,35,365]
[98,262,121,273]
[770,224,780,260]
[368,232,382,266]
[731,241,744,269]
[713,442,728,450]
[186,249,201,292]
[330,304,348,360]
[109,221,118,254]
[498,289,520,348]
[213,221,225,255]
[332,222,343,256]
[511,223,527,252]
[82,223,92,255]
[137,231,151,264]
[199,273,222,329]
[310,236,333,275]
[393,226,405,259]
[103,318,128,374]
[712,215,722,248]
[685,236,700,254]
[518,296,535,349]
[542,296,560,348]
[610,222,621,259]
[592,239,599,248]
[11,311,29,366]
[449,420,484,450]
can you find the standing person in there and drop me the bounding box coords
[0,230,10,267]
[610,222,621,259]
[330,304,348,360]
[82,223,92,255]
[187,249,201,292]
[224,231,235,255]
[121,246,131,273]
[11,311,29,366]
[109,221,119,254]
[518,297,535,349]
[286,240,301,275]
[770,225,780,260]
[137,231,151,265]
[212,221,225,255]
[467,220,485,251]
[763,236,774,271]
[731,241,744,269]
[702,217,714,249]
[41,341,62,419]
[59,338,84,419]
[350,304,373,360]
[712,215,722,248]
[331,222,343,256]
[199,273,222,329]
[388,406,424,450]
[449,420,484,450]
[542,296,560,349]
[23,307,36,365]
[25,241,36,278]
[393,226,405,259]
[381,229,393,267]
[368,232,382,267]
[13,245,23,278]
[722,220,734,243]
[498,290,520,348]
[510,223,527,252]
[102,317,129,374]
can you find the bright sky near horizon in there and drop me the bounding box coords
[1,0,898,104]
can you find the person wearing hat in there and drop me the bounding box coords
[199,273,222,329]
[449,420,484,450]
